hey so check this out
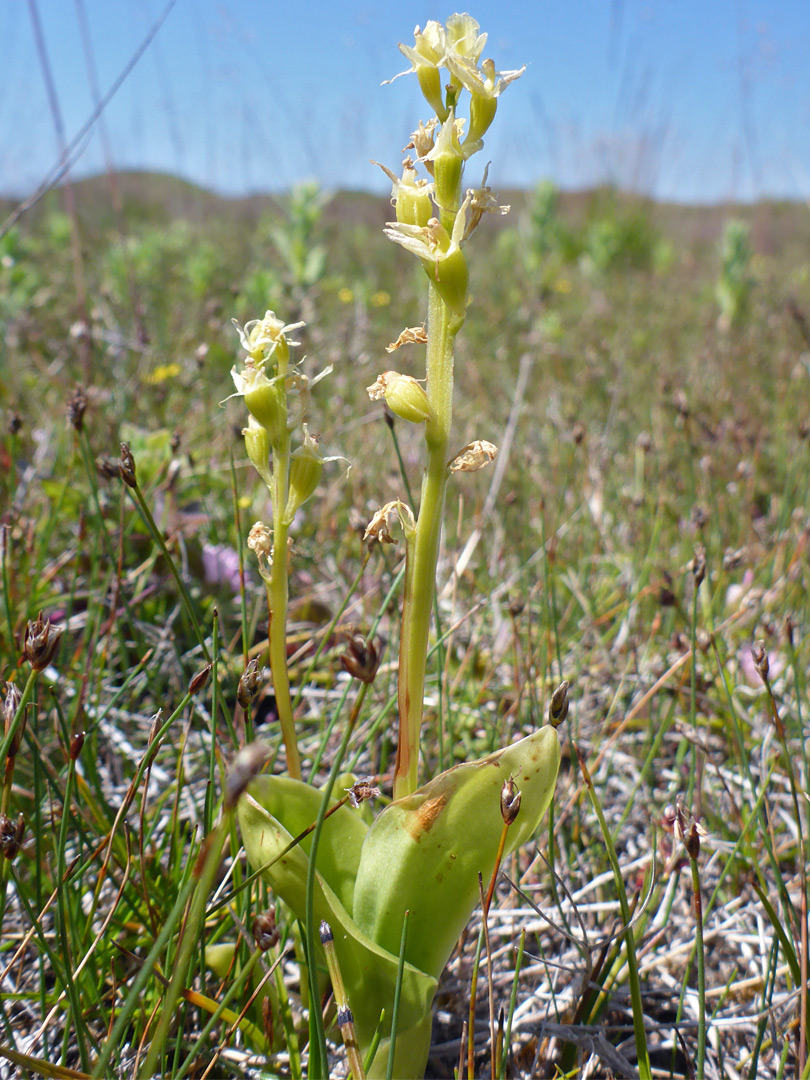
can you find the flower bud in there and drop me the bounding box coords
[286,429,324,520]
[367,371,435,425]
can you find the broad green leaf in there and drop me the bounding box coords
[238,790,437,1058]
[243,774,368,912]
[352,726,560,979]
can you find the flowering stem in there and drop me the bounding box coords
[266,424,302,781]
[394,282,461,799]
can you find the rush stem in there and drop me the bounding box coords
[394,281,462,800]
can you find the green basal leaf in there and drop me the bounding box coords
[352,726,561,980]
[243,774,368,911]
[238,728,560,1078]
[238,787,437,1069]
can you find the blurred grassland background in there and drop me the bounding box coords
[1,3,810,1077]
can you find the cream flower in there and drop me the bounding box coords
[442,13,487,66]
[231,311,304,362]
[373,160,435,227]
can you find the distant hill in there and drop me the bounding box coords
[2,170,808,256]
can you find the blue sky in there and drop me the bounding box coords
[1,1,808,203]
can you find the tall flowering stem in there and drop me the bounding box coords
[375,15,521,798]
[395,283,460,796]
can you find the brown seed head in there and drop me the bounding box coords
[549,680,570,727]
[119,442,137,488]
[23,613,62,671]
[0,813,24,860]
[340,632,381,684]
[67,387,88,432]
[752,640,769,681]
[70,731,85,761]
[2,683,23,756]
[692,543,706,588]
[253,909,279,951]
[685,822,701,861]
[237,658,262,709]
[500,777,522,825]
[188,664,212,695]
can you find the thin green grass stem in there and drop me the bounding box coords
[138,814,232,1079]
[688,850,706,1080]
[385,910,410,1080]
[127,482,210,661]
[499,928,525,1080]
[576,745,651,1080]
[91,865,198,1078]
[304,681,370,1079]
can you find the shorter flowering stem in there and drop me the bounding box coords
[265,510,301,781]
[265,410,302,779]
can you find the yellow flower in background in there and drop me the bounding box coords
[144,363,181,385]
[371,291,390,307]
[554,278,572,293]
[338,287,354,303]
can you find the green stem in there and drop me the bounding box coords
[266,423,302,780]
[394,283,461,799]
